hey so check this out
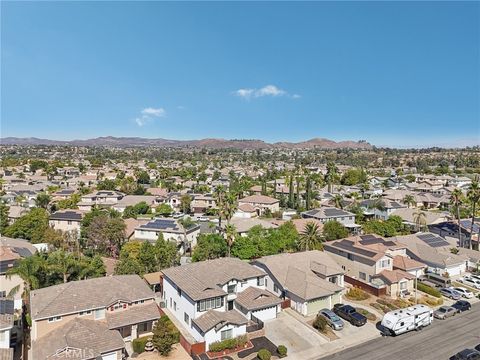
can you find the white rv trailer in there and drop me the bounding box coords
[380,304,433,336]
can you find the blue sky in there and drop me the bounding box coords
[1,1,479,147]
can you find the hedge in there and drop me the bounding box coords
[416,282,442,298]
[132,336,150,354]
[258,349,272,360]
[209,335,248,352]
[277,345,288,358]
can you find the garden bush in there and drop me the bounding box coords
[209,335,248,352]
[277,345,288,358]
[356,308,376,321]
[313,315,328,332]
[345,287,370,301]
[257,349,272,360]
[132,336,149,354]
[416,283,442,298]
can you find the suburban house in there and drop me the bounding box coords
[51,188,76,200]
[134,218,200,252]
[161,258,280,352]
[360,199,407,220]
[390,208,450,228]
[301,207,359,233]
[392,233,468,277]
[0,236,37,310]
[30,275,160,360]
[77,191,125,211]
[238,195,280,216]
[251,251,345,316]
[0,298,14,358]
[233,204,258,219]
[190,194,217,214]
[49,210,85,238]
[227,218,278,237]
[323,235,417,298]
[112,195,158,214]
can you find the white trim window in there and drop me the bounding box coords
[48,316,62,323]
[221,329,233,340]
[94,308,106,320]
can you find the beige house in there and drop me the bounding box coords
[77,191,124,211]
[238,195,280,216]
[324,234,419,298]
[191,194,217,214]
[49,210,85,238]
[30,275,160,360]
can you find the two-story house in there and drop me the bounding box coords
[30,275,160,360]
[251,251,345,316]
[77,191,124,211]
[112,195,159,214]
[161,258,281,352]
[49,210,85,239]
[238,195,280,216]
[190,194,217,214]
[323,235,416,298]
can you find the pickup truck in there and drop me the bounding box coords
[333,304,367,327]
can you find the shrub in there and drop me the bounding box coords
[416,283,442,298]
[345,287,370,301]
[277,345,288,358]
[152,316,180,356]
[313,315,328,332]
[356,308,376,321]
[132,336,149,354]
[258,349,272,360]
[209,335,248,353]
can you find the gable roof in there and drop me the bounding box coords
[239,195,279,205]
[30,275,154,320]
[162,257,265,301]
[252,251,344,301]
[301,207,355,219]
[192,309,248,334]
[235,287,281,312]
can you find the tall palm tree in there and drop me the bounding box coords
[413,210,427,232]
[6,256,43,302]
[298,222,323,251]
[223,193,238,226]
[332,194,344,209]
[213,185,226,231]
[450,188,464,247]
[47,250,78,283]
[224,224,237,257]
[403,194,416,209]
[325,162,338,194]
[467,177,480,250]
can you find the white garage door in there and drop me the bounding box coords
[102,352,117,360]
[252,306,278,321]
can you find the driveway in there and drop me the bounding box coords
[264,311,328,360]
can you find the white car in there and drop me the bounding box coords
[459,276,480,289]
[198,216,209,222]
[453,287,474,299]
[470,274,480,282]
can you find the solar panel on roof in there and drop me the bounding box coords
[0,299,14,315]
[324,208,349,217]
[13,247,33,257]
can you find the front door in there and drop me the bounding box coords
[120,326,132,340]
[228,300,234,310]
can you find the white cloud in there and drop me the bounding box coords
[233,85,299,100]
[133,106,166,127]
[141,107,166,117]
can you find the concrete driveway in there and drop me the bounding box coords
[264,311,328,360]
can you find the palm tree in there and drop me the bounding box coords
[223,193,238,226]
[450,188,464,247]
[6,256,43,302]
[213,185,226,231]
[47,250,78,283]
[403,194,416,209]
[224,224,237,257]
[413,210,427,232]
[467,177,480,250]
[325,162,338,194]
[298,222,323,251]
[332,194,344,209]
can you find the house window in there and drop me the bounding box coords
[329,276,337,284]
[347,253,354,261]
[221,329,233,340]
[141,323,148,332]
[197,297,223,312]
[400,281,407,290]
[184,312,190,325]
[177,288,182,296]
[359,272,366,281]
[170,298,172,308]
[79,310,92,316]
[227,284,237,294]
[48,316,62,323]
[274,284,279,293]
[67,221,72,225]
[380,259,390,268]
[173,301,177,311]
[94,309,105,320]
[265,278,268,287]
[257,277,264,286]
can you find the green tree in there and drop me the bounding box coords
[450,188,464,247]
[298,222,323,251]
[47,250,78,283]
[6,255,45,299]
[413,210,427,232]
[4,208,49,243]
[35,193,51,210]
[225,224,237,257]
[85,215,126,258]
[323,220,348,241]
[97,179,117,191]
[325,162,338,193]
[192,234,228,262]
[467,178,480,249]
[180,194,192,214]
[156,203,173,217]
[403,194,416,208]
[0,202,10,234]
[151,316,180,356]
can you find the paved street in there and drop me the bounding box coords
[320,303,480,360]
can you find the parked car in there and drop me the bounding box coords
[333,304,367,327]
[440,287,462,300]
[198,216,209,222]
[318,308,344,330]
[434,305,457,319]
[452,300,472,313]
[453,287,474,299]
[450,349,480,360]
[459,277,480,290]
[469,274,480,282]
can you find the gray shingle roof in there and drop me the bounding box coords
[106,301,160,329]
[31,318,124,360]
[30,275,154,320]
[162,258,266,301]
[192,309,248,334]
[235,287,281,312]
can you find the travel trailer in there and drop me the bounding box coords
[380,304,433,336]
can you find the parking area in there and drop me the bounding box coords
[264,308,381,360]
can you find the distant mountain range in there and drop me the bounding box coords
[0,136,373,150]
